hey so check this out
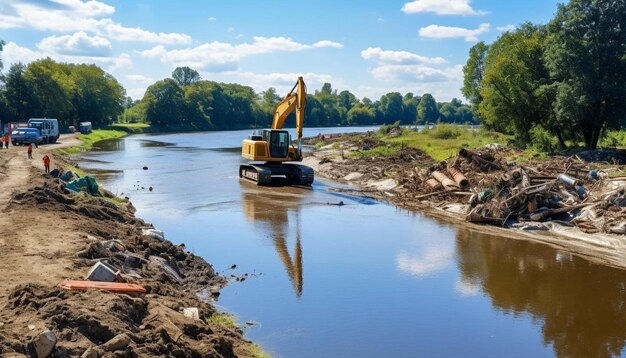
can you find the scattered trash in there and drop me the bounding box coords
[59,279,147,293]
[85,261,120,282]
[100,333,130,351]
[142,228,165,241]
[400,146,626,235]
[182,307,200,320]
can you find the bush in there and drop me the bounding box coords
[600,130,626,148]
[379,121,402,135]
[529,125,558,153]
[428,123,463,139]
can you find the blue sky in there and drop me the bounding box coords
[0,0,561,102]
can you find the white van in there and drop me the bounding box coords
[28,118,60,144]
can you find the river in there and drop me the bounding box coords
[78,127,626,358]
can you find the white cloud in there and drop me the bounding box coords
[127,87,147,99]
[37,31,112,57]
[455,278,481,297]
[54,0,115,17]
[419,23,490,42]
[360,47,464,101]
[371,64,461,82]
[208,16,217,21]
[377,17,385,24]
[497,24,517,32]
[361,47,446,65]
[126,74,153,83]
[3,41,131,71]
[0,1,191,44]
[139,37,343,72]
[397,247,453,277]
[312,40,344,49]
[401,0,486,16]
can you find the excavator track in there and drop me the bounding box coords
[239,163,314,186]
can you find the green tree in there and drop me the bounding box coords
[379,92,404,124]
[347,106,375,126]
[417,93,439,124]
[545,0,626,149]
[439,102,457,123]
[24,58,73,125]
[171,66,201,87]
[143,79,185,129]
[402,93,420,125]
[0,39,5,72]
[478,24,554,144]
[3,63,38,121]
[462,42,489,111]
[71,64,125,127]
[260,87,281,125]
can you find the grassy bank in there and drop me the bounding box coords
[55,123,152,155]
[353,124,511,161]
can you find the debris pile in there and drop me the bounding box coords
[0,176,248,357]
[403,146,626,235]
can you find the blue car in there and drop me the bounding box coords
[11,128,43,146]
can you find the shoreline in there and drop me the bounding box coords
[0,134,263,357]
[303,132,626,270]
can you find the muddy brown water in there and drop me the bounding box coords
[80,128,626,358]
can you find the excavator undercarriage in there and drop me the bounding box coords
[239,162,314,186]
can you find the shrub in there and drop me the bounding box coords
[379,121,402,135]
[428,123,463,139]
[529,124,558,153]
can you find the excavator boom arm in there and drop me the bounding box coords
[271,76,306,140]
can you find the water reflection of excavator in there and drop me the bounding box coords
[242,190,303,297]
[239,76,314,185]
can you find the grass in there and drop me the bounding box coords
[205,313,272,357]
[357,124,512,161]
[206,313,238,328]
[55,129,128,155]
[106,122,152,134]
[247,344,271,358]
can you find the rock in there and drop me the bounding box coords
[81,347,99,358]
[28,324,36,330]
[142,166,148,170]
[100,333,130,351]
[31,330,57,358]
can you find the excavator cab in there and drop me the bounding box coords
[267,130,290,159]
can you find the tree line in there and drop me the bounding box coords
[0,55,127,130]
[0,42,474,132]
[463,0,626,150]
[124,66,475,131]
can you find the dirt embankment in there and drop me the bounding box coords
[304,132,626,270]
[0,136,255,357]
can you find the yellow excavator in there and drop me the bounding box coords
[239,76,314,185]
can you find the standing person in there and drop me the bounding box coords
[4,133,8,149]
[42,155,50,173]
[27,144,33,159]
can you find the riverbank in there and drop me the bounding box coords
[0,135,262,356]
[303,128,626,270]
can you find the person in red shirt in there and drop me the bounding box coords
[3,134,8,149]
[27,144,33,159]
[42,155,50,173]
